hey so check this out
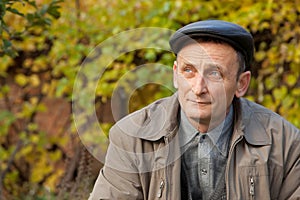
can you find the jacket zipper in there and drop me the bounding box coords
[164,136,169,199]
[225,135,243,200]
[249,176,255,199]
[157,179,165,198]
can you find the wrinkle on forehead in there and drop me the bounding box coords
[176,42,239,76]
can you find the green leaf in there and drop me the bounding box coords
[40,4,49,16]
[0,110,16,136]
[6,7,24,16]
[3,38,12,48]
[0,110,15,124]
[55,77,69,97]
[0,2,6,18]
[48,0,62,19]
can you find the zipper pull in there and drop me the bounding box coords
[157,179,165,198]
[249,176,255,197]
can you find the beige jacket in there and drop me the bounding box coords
[89,93,300,200]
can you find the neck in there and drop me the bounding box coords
[189,106,233,133]
[189,118,225,133]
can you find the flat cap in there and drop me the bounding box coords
[169,20,254,71]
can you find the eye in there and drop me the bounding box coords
[207,70,223,80]
[184,67,193,73]
[181,66,196,78]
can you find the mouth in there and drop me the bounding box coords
[189,99,211,105]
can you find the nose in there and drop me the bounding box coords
[191,74,208,95]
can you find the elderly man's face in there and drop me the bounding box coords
[173,41,250,132]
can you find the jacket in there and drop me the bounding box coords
[89,93,300,200]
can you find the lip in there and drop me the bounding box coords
[189,99,211,104]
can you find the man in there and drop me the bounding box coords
[89,20,300,199]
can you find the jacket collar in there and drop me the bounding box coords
[235,98,271,146]
[116,93,180,141]
[132,93,271,146]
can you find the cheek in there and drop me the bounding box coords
[207,82,225,94]
[176,76,192,91]
[223,84,238,104]
[208,82,236,99]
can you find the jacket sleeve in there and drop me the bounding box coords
[88,166,143,200]
[88,125,144,200]
[278,123,300,200]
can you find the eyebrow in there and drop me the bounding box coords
[179,60,224,71]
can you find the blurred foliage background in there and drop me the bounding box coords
[0,0,299,199]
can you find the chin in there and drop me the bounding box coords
[186,111,211,124]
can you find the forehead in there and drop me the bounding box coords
[177,41,238,67]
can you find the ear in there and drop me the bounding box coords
[173,61,178,89]
[235,71,251,98]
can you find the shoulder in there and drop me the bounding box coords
[240,98,300,143]
[109,93,180,142]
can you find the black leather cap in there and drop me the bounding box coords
[169,20,254,71]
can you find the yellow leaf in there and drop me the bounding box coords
[18,145,33,158]
[15,74,28,87]
[45,168,64,191]
[30,134,39,144]
[29,74,40,87]
[29,96,38,105]
[49,150,62,161]
[30,156,53,183]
